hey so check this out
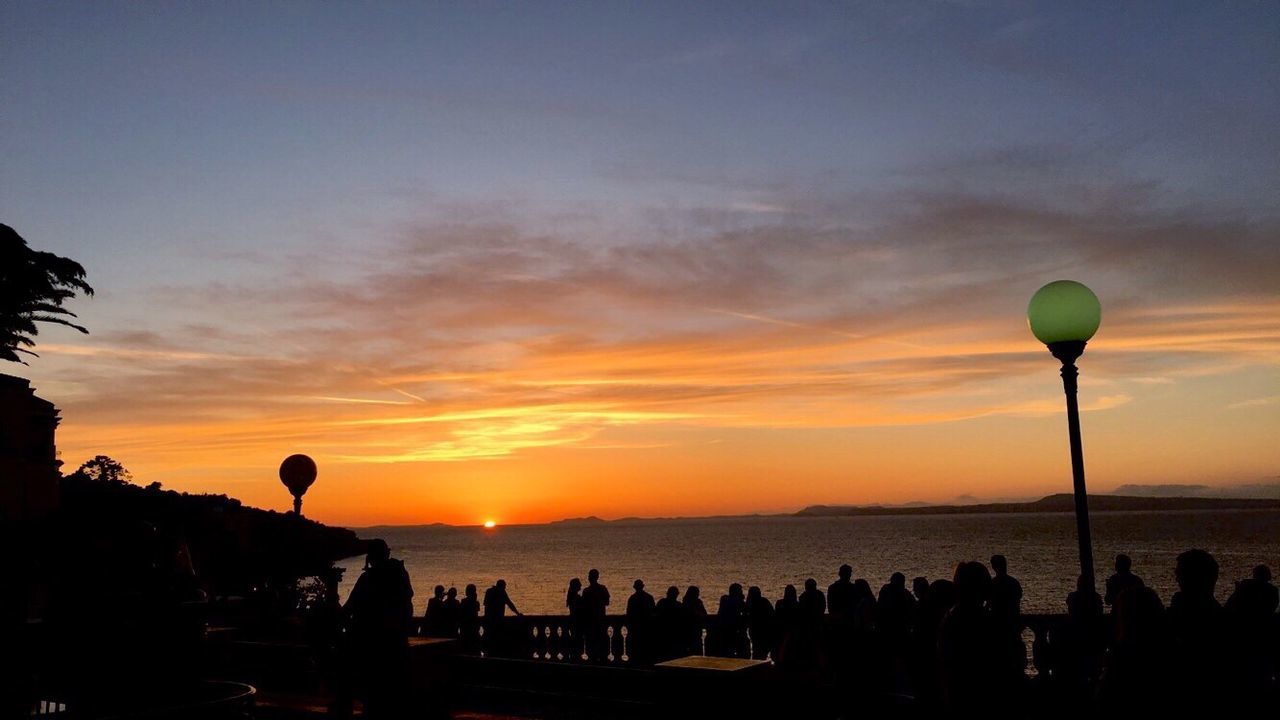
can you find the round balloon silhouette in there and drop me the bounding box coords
[279,454,317,516]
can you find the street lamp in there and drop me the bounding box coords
[1028,280,1102,589]
[279,454,317,516]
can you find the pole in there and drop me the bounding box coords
[293,495,303,516]
[1050,340,1094,590]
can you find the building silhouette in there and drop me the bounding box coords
[0,373,62,525]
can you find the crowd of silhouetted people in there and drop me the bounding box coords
[340,544,1278,715]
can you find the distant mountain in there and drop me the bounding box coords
[1110,482,1280,499]
[795,493,1280,517]
[549,515,608,525]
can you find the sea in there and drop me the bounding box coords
[340,509,1280,615]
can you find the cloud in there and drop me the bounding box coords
[1228,395,1280,410]
[28,145,1280,476]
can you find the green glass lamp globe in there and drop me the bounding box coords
[1027,280,1101,345]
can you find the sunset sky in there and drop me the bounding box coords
[3,2,1277,526]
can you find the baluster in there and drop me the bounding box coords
[531,624,541,659]
[555,624,564,661]
[544,625,554,659]
[1030,621,1050,678]
[478,624,485,658]
[620,625,629,663]
[606,625,615,662]
[700,625,707,656]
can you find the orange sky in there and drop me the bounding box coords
[29,288,1280,526]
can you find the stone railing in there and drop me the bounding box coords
[442,612,1072,676]
[475,614,696,664]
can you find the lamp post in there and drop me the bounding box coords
[279,454,317,516]
[1028,280,1102,590]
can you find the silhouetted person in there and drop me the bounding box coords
[626,579,655,662]
[989,554,1025,679]
[1099,584,1169,713]
[439,586,460,639]
[774,584,800,667]
[483,578,521,619]
[822,565,857,677]
[1104,553,1143,608]
[851,577,877,630]
[911,579,955,703]
[1226,564,1279,619]
[681,586,707,655]
[342,539,414,719]
[743,586,775,660]
[581,569,611,660]
[459,584,481,652]
[878,572,915,640]
[827,564,856,618]
[1225,564,1277,698]
[911,576,930,605]
[483,579,521,655]
[989,554,1023,624]
[655,586,683,660]
[1066,573,1103,621]
[421,584,445,636]
[715,583,748,657]
[799,578,826,618]
[1052,573,1104,705]
[937,561,1002,711]
[565,577,584,659]
[794,579,826,671]
[1168,549,1226,704]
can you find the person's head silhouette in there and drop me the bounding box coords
[1175,549,1218,597]
[991,554,1008,576]
[634,579,645,591]
[1252,564,1271,583]
[1116,554,1132,573]
[569,577,582,593]
[747,586,762,602]
[1075,574,1092,594]
[465,583,477,599]
[666,586,679,601]
[446,587,457,600]
[685,586,700,601]
[804,578,817,592]
[954,561,992,606]
[433,584,445,599]
[588,568,600,584]
[729,582,743,598]
[496,579,507,591]
[784,584,797,602]
[365,539,390,569]
[912,576,929,598]
[838,564,853,581]
[890,572,906,588]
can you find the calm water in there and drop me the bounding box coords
[341,510,1280,615]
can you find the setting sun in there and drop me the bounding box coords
[483,520,497,529]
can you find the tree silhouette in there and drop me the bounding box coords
[1,223,94,364]
[73,455,133,484]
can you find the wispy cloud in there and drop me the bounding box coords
[23,144,1280,523]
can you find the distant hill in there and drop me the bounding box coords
[796,493,1280,517]
[53,474,368,595]
[549,515,608,525]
